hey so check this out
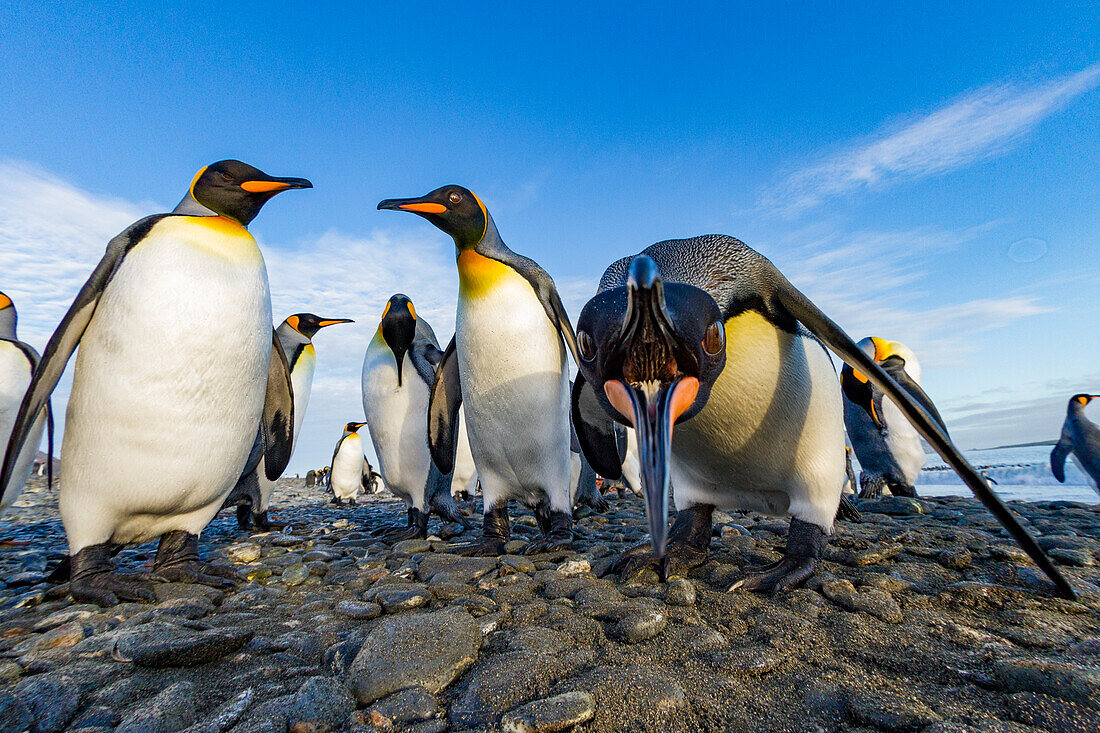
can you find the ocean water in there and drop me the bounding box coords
[860,445,1098,504]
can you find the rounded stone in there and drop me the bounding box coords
[501,691,596,733]
[335,600,382,620]
[664,579,696,606]
[282,563,310,587]
[614,610,666,643]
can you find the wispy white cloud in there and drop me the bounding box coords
[763,63,1100,215]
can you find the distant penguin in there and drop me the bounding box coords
[841,337,943,498]
[361,294,468,540]
[305,470,317,488]
[225,312,352,530]
[331,422,367,506]
[0,292,51,512]
[379,186,579,555]
[570,238,1074,599]
[1051,394,1100,495]
[0,160,311,606]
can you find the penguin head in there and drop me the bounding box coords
[574,255,725,556]
[840,336,917,430]
[286,313,354,339]
[378,294,418,387]
[1071,394,1099,410]
[377,185,487,249]
[189,160,312,225]
[344,422,367,433]
[0,291,14,338]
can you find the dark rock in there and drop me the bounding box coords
[449,651,592,728]
[116,624,253,667]
[416,554,497,583]
[500,691,596,733]
[365,583,432,613]
[1006,691,1100,732]
[0,691,33,733]
[614,610,666,643]
[369,686,438,724]
[570,665,688,731]
[348,608,480,704]
[13,662,112,733]
[705,646,785,676]
[664,579,696,606]
[992,657,1100,707]
[821,579,903,623]
[844,688,941,731]
[116,681,198,733]
[334,600,381,619]
[286,676,355,729]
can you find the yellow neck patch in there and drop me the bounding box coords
[145,215,259,264]
[458,250,512,299]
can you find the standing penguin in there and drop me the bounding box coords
[378,186,579,555]
[571,237,1074,599]
[1051,394,1100,495]
[225,312,352,529]
[0,160,310,606]
[361,294,468,540]
[0,292,51,512]
[841,337,943,498]
[331,422,368,506]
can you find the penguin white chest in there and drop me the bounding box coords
[672,312,845,529]
[361,332,431,506]
[289,344,316,445]
[332,434,364,500]
[0,342,45,510]
[60,216,272,551]
[454,252,570,505]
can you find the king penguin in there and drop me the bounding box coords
[1051,394,1100,495]
[841,337,944,498]
[361,294,469,540]
[330,422,368,506]
[0,160,311,606]
[570,236,1074,599]
[0,292,51,512]
[225,312,352,530]
[378,186,580,555]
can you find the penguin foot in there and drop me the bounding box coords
[727,517,826,595]
[347,498,357,506]
[235,504,253,530]
[449,504,509,556]
[614,504,714,581]
[523,510,573,555]
[70,543,157,607]
[857,474,885,499]
[887,482,919,498]
[251,511,287,531]
[381,507,429,541]
[152,531,241,589]
[835,495,863,522]
[330,497,343,506]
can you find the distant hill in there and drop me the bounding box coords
[982,440,1059,450]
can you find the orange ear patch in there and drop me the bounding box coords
[0,293,11,310]
[287,315,301,332]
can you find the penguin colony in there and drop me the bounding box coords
[0,162,1083,606]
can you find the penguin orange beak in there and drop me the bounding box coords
[377,197,447,214]
[241,177,313,193]
[317,318,354,328]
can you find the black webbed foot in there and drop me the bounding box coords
[523,509,573,555]
[70,543,157,606]
[449,504,509,557]
[384,508,429,542]
[235,504,253,530]
[614,504,713,581]
[251,510,287,531]
[330,497,343,506]
[858,474,885,499]
[152,531,241,589]
[727,517,826,595]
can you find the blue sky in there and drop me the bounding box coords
[1,2,1097,473]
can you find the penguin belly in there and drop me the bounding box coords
[880,396,925,486]
[59,219,271,552]
[331,435,364,500]
[361,334,430,508]
[451,408,478,496]
[671,312,845,531]
[620,428,641,494]
[0,343,46,511]
[455,269,571,512]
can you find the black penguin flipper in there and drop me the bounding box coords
[881,358,948,433]
[45,399,54,491]
[571,374,624,480]
[1050,427,1074,483]
[772,274,1077,600]
[261,329,295,481]
[409,340,443,389]
[427,336,463,474]
[0,215,169,504]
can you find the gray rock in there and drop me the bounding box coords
[570,665,688,730]
[449,651,593,728]
[348,608,480,704]
[334,600,381,619]
[821,579,903,623]
[286,676,355,729]
[392,539,433,554]
[992,657,1100,707]
[116,681,198,733]
[417,554,497,583]
[0,691,33,733]
[1006,691,1100,732]
[116,625,253,667]
[844,688,942,731]
[501,691,596,733]
[225,543,262,563]
[705,646,786,676]
[614,610,666,643]
[281,563,310,586]
[664,579,696,606]
[368,584,432,613]
[369,686,439,724]
[13,662,112,733]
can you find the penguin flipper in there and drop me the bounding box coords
[1051,427,1074,483]
[409,339,443,389]
[0,215,168,503]
[261,329,295,481]
[427,336,463,474]
[881,358,948,433]
[771,273,1077,600]
[571,374,624,480]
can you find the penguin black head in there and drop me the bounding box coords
[574,255,725,555]
[344,422,366,433]
[286,313,354,339]
[840,337,911,430]
[378,294,418,387]
[377,185,487,249]
[1071,394,1099,410]
[189,160,312,226]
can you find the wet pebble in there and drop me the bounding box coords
[500,691,596,733]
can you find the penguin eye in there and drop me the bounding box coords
[449,192,462,204]
[219,171,233,182]
[577,330,597,362]
[702,322,724,356]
